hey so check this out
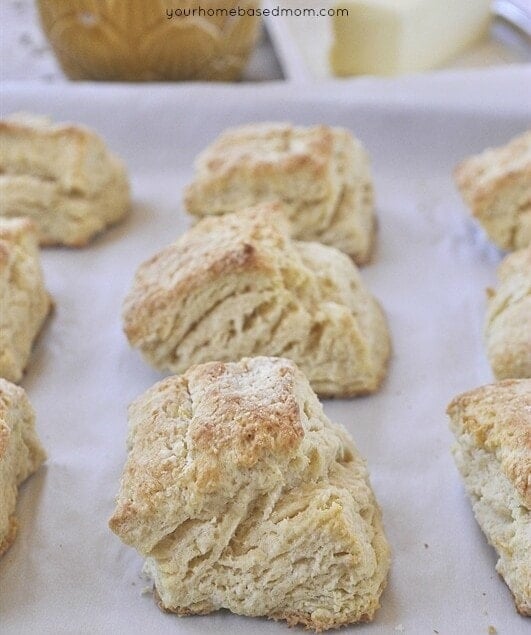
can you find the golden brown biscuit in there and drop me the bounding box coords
[0,217,52,382]
[0,378,46,557]
[485,247,531,379]
[455,131,531,251]
[122,203,391,397]
[109,356,391,629]
[448,380,531,616]
[0,113,130,247]
[184,123,376,264]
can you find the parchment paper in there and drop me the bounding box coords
[1,66,530,634]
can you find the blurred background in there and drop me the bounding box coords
[1,0,530,84]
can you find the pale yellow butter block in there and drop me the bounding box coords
[330,0,492,76]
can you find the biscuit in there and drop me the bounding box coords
[0,113,130,247]
[447,379,531,615]
[122,203,391,397]
[0,378,46,557]
[485,247,531,380]
[454,130,531,251]
[184,123,376,264]
[109,356,391,629]
[0,217,52,383]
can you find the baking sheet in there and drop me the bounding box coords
[1,66,530,634]
[264,1,531,82]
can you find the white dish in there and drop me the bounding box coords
[264,2,531,82]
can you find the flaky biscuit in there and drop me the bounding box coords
[122,203,391,397]
[0,217,52,382]
[447,380,531,616]
[454,130,531,251]
[184,123,376,264]
[0,378,46,557]
[109,356,390,630]
[0,113,130,247]
[485,247,531,380]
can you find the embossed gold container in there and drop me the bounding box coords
[37,0,260,81]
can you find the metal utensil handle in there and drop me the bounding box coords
[493,0,531,37]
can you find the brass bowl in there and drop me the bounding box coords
[37,0,260,81]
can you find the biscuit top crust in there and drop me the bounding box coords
[447,379,531,505]
[186,357,304,465]
[454,130,531,207]
[110,357,318,551]
[0,113,106,150]
[196,122,336,178]
[132,201,288,290]
[0,378,27,459]
[123,203,303,343]
[128,357,305,472]
[184,123,354,214]
[0,112,118,195]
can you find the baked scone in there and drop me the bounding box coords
[122,204,391,397]
[0,217,52,383]
[0,113,130,247]
[0,378,46,557]
[485,247,531,380]
[109,356,391,629]
[447,380,530,616]
[184,123,375,264]
[454,130,531,251]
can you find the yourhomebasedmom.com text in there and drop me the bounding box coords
[165,5,349,18]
